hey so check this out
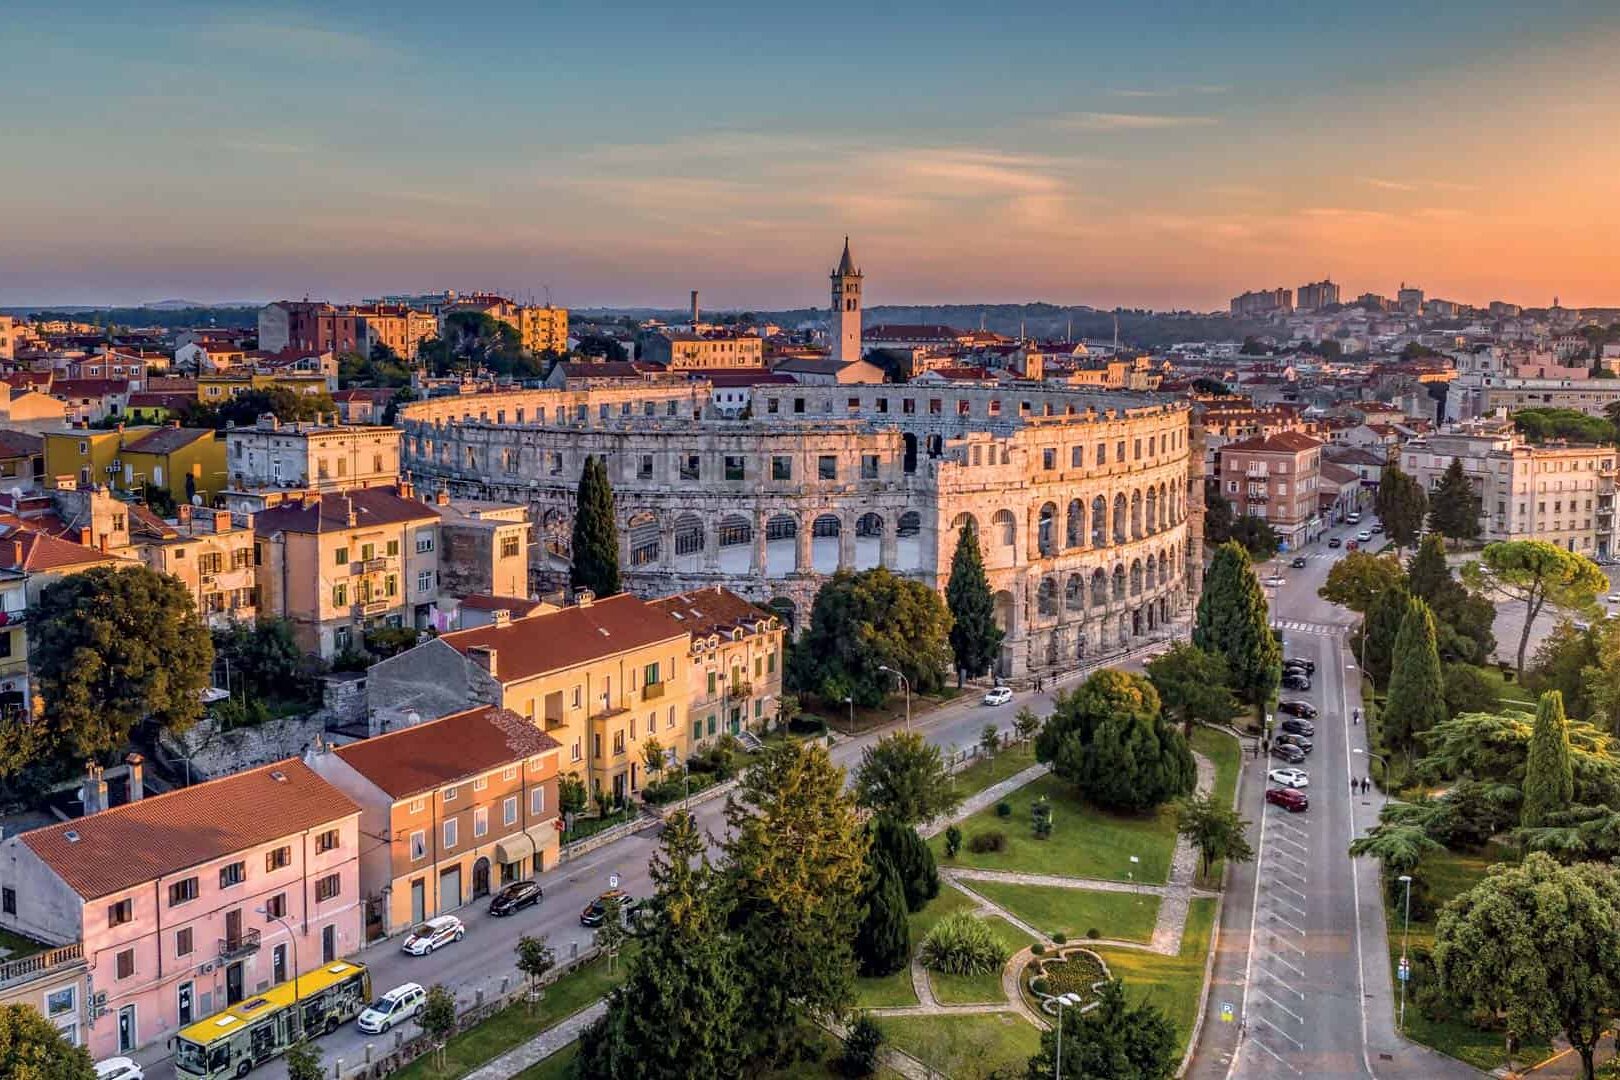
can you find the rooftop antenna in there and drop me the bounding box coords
[1067,315,1072,343]
[1113,313,1120,351]
[544,284,553,308]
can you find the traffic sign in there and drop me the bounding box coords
[609,873,619,889]
[1219,1002,1235,1023]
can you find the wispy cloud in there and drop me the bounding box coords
[1362,176,1479,194]
[1054,112,1219,131]
[1362,177,1418,192]
[1108,85,1229,98]
[193,15,404,64]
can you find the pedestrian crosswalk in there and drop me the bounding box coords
[1270,619,1346,636]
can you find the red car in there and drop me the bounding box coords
[1266,787,1309,812]
[1345,540,1360,551]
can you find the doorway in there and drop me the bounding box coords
[472,858,491,899]
[410,878,426,925]
[177,981,195,1027]
[225,962,244,1006]
[271,945,287,986]
[321,924,336,964]
[117,1004,136,1053]
[223,908,242,952]
[440,866,463,910]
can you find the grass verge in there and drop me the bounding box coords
[949,743,1038,802]
[968,880,1159,944]
[927,915,1037,1005]
[877,1011,1041,1078]
[1091,897,1216,1059]
[853,884,981,1007]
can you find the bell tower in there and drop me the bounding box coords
[830,236,862,364]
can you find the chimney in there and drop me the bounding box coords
[397,479,412,499]
[213,510,231,533]
[77,526,91,547]
[178,503,192,525]
[81,762,107,815]
[690,290,700,326]
[346,496,357,528]
[574,588,594,608]
[491,608,511,628]
[435,488,450,506]
[125,753,144,802]
[7,539,21,568]
[466,645,498,678]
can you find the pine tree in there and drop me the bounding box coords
[1407,533,1496,665]
[1406,533,1453,604]
[945,520,1003,684]
[1522,691,1576,828]
[1375,464,1429,552]
[870,816,940,912]
[570,455,621,597]
[853,856,910,977]
[1428,458,1483,543]
[1358,583,1412,689]
[1383,597,1446,753]
[1193,541,1281,712]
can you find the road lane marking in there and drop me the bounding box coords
[1271,849,1309,869]
[1264,952,1306,977]
[1264,930,1306,957]
[1247,1034,1300,1073]
[1254,988,1306,1023]
[1258,966,1307,998]
[1271,896,1309,918]
[1232,733,1274,1080]
[1267,911,1307,935]
[1256,1015,1305,1050]
[1272,866,1310,887]
[1269,831,1310,851]
[1269,880,1309,902]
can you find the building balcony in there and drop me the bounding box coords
[641,680,667,702]
[358,557,393,574]
[355,600,391,617]
[728,681,753,700]
[0,943,82,991]
[0,607,27,628]
[217,928,260,961]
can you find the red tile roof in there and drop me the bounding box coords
[252,487,439,536]
[19,758,359,900]
[1221,431,1325,453]
[332,705,561,799]
[0,529,117,572]
[646,587,777,639]
[440,594,688,683]
[0,431,42,458]
[50,379,130,400]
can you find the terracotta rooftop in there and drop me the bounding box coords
[1221,431,1325,453]
[0,528,117,572]
[440,593,687,683]
[51,379,130,399]
[332,705,561,799]
[646,587,777,640]
[458,594,549,616]
[0,431,42,458]
[122,426,215,456]
[19,759,359,900]
[253,487,439,536]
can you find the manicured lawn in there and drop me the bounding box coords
[878,1011,1042,1078]
[969,880,1160,944]
[1192,725,1241,810]
[561,806,638,845]
[392,950,633,1080]
[854,885,981,1007]
[513,1044,577,1080]
[932,773,1176,884]
[515,1031,905,1079]
[928,914,1037,1005]
[1475,664,1535,706]
[949,742,1038,801]
[1092,897,1216,1058]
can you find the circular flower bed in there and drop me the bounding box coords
[1025,947,1110,1015]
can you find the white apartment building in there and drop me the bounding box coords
[222,416,402,514]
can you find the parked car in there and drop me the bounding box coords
[1347,512,1362,524]
[982,686,1013,706]
[580,889,640,928]
[1328,537,1343,549]
[1266,787,1309,812]
[1345,540,1360,551]
[1285,657,1316,675]
[1275,732,1313,753]
[1607,593,1620,604]
[1268,767,1309,789]
[1290,556,1308,568]
[1278,700,1317,718]
[1372,524,1385,534]
[402,915,464,956]
[1280,717,1316,736]
[1270,742,1306,764]
[1282,673,1312,691]
[356,982,427,1034]
[96,1060,144,1080]
[489,879,543,916]
[1356,530,1373,542]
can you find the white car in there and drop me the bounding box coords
[1355,530,1373,542]
[982,686,1013,706]
[96,1060,144,1080]
[1607,593,1620,604]
[1263,575,1287,588]
[1268,767,1309,789]
[402,915,464,956]
[357,982,427,1033]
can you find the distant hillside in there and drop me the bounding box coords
[2,305,260,330]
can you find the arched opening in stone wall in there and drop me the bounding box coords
[1091,496,1107,547]
[1046,634,1061,666]
[672,513,705,571]
[1129,558,1143,596]
[765,514,798,577]
[1064,574,1085,612]
[1132,610,1143,637]
[1145,488,1158,535]
[1076,632,1088,659]
[1131,490,1143,540]
[1037,576,1058,616]
[628,511,661,567]
[1158,550,1170,585]
[903,433,918,474]
[992,590,1015,636]
[1158,483,1170,530]
[896,511,923,571]
[1066,500,1084,549]
[1038,502,1058,557]
[1091,568,1108,608]
[951,511,978,539]
[926,434,943,458]
[855,513,884,570]
[1112,564,1126,601]
[993,510,1017,549]
[1112,495,1127,544]
[717,514,752,574]
[812,514,842,574]
[542,509,571,560]
[768,597,797,632]
[1146,554,1157,590]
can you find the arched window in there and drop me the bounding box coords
[994,510,1017,548]
[1037,577,1058,616]
[1131,490,1143,540]
[952,512,979,538]
[1130,559,1143,595]
[1145,488,1158,535]
[1112,495,1128,544]
[1091,496,1107,547]
[1038,503,1057,557]
[1091,568,1108,607]
[1066,499,1084,548]
[1146,554,1157,590]
[1065,574,1085,612]
[628,511,660,567]
[673,513,705,558]
[1112,564,1126,601]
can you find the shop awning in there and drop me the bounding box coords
[494,831,536,867]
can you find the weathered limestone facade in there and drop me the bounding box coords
[398,382,1201,678]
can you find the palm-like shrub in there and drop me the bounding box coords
[918,912,1008,975]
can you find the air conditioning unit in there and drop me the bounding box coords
[105,466,116,474]
[199,961,217,975]
[112,460,122,470]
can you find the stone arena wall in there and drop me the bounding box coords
[399,383,1202,677]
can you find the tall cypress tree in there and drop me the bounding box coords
[570,455,621,597]
[1522,690,1575,828]
[1359,582,1412,689]
[853,855,910,977]
[870,815,940,912]
[1193,541,1281,713]
[1383,597,1446,753]
[945,520,1003,684]
[1427,458,1482,543]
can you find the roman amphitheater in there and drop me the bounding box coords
[399,381,1202,679]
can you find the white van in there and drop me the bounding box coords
[356,982,427,1033]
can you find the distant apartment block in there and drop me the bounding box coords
[1229,288,1294,318]
[1295,279,1340,311]
[637,327,765,370]
[1215,431,1324,547]
[440,295,568,355]
[222,415,401,512]
[1397,283,1425,314]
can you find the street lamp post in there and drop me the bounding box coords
[256,906,301,1034]
[878,665,910,732]
[1398,873,1413,1033]
[1053,991,1083,1079]
[844,695,854,736]
[1352,747,1389,807]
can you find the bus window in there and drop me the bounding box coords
[208,1044,230,1074]
[174,1040,209,1076]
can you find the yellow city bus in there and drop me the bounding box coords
[172,960,371,1079]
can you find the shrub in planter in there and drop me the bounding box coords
[1032,942,1046,956]
[968,830,1006,854]
[918,912,1009,976]
[1031,976,1050,995]
[996,800,1013,818]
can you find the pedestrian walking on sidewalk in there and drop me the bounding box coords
[1352,778,1358,797]
[1353,707,1361,725]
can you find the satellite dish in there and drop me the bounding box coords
[191,495,203,506]
[6,488,21,501]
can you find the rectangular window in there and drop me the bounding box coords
[116,949,135,980]
[500,534,520,558]
[693,719,703,741]
[409,830,426,860]
[315,829,339,854]
[503,796,518,826]
[644,661,660,687]
[264,893,286,920]
[387,539,400,557]
[168,877,198,907]
[332,583,347,608]
[443,819,458,848]
[315,874,340,902]
[265,846,291,872]
[771,456,792,480]
[219,862,245,889]
[1043,448,1056,470]
[473,807,488,838]
[417,570,434,593]
[724,455,744,481]
[472,775,487,792]
[1071,446,1082,467]
[860,454,879,479]
[360,542,375,562]
[818,455,837,480]
[0,887,12,915]
[334,546,349,566]
[1116,440,1126,462]
[409,797,425,814]
[637,454,653,479]
[680,455,700,481]
[108,898,133,927]
[443,784,457,802]
[415,531,435,554]
[531,786,545,815]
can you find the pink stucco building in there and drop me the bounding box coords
[0,759,362,1059]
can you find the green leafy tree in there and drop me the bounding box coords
[1024,978,1179,1080]
[575,334,629,362]
[1375,464,1428,552]
[1036,670,1196,812]
[1434,853,1620,1080]
[787,568,951,708]
[1193,541,1281,711]
[284,1039,323,1080]
[1427,458,1483,543]
[853,730,960,826]
[1517,804,1620,863]
[558,772,589,819]
[1406,534,1497,664]
[570,455,621,597]
[723,740,868,1065]
[577,809,745,1080]
[594,894,628,974]
[1175,790,1254,884]
[1228,515,1281,561]
[837,1015,886,1078]
[1013,706,1041,745]
[1382,597,1446,753]
[1522,691,1576,828]
[1464,540,1606,676]
[869,815,940,912]
[1527,621,1600,722]
[1418,707,1620,809]
[641,737,666,784]
[212,618,316,707]
[415,984,458,1070]
[1202,487,1235,546]
[1145,642,1241,737]
[1513,407,1617,445]
[1442,663,1498,719]
[1582,620,1620,736]
[1357,582,1412,689]
[515,934,556,1014]
[11,565,212,785]
[183,386,339,430]
[1318,551,1405,614]
[944,520,1003,684]
[853,855,910,977]
[0,1003,95,1080]
[979,722,1000,759]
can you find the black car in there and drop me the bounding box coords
[1275,732,1313,753]
[1280,717,1316,737]
[1270,742,1306,764]
[1285,657,1316,675]
[488,880,543,917]
[1290,556,1308,569]
[1278,700,1318,719]
[1328,537,1342,548]
[1282,674,1311,691]
[580,889,640,928]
